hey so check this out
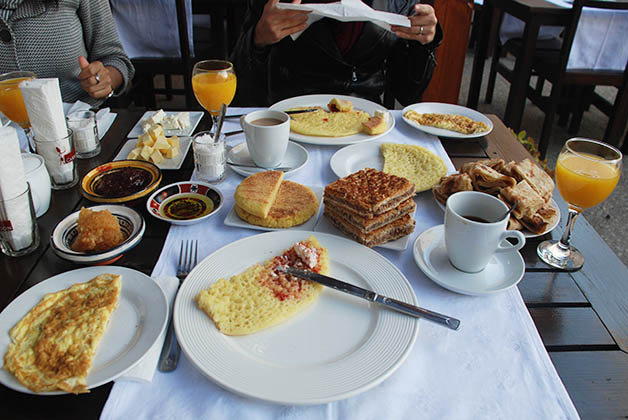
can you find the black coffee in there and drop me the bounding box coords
[251,118,282,126]
[462,215,491,223]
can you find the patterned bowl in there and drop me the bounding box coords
[146,181,224,225]
[51,205,145,265]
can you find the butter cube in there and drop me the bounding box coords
[176,112,190,129]
[127,147,141,160]
[148,124,164,141]
[137,132,152,147]
[149,149,164,164]
[164,146,179,159]
[167,136,179,149]
[140,145,154,161]
[148,109,166,125]
[161,115,180,130]
[153,135,171,152]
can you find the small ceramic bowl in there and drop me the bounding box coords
[146,181,224,225]
[80,160,162,205]
[51,205,145,265]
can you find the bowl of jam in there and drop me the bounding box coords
[80,160,162,205]
[146,181,224,225]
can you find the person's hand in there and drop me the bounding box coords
[254,0,310,48]
[391,3,438,45]
[77,56,118,99]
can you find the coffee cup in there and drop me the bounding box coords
[240,110,290,168]
[444,191,525,273]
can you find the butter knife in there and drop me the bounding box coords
[279,267,461,331]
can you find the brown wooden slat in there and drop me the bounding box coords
[518,272,588,305]
[550,351,628,420]
[483,115,535,162]
[529,307,615,347]
[440,137,488,157]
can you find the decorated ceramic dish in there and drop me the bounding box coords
[80,160,162,205]
[50,205,145,265]
[146,181,224,225]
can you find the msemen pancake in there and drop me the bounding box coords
[4,274,121,394]
[234,171,284,218]
[289,108,370,137]
[381,143,448,192]
[196,235,329,335]
[235,180,319,228]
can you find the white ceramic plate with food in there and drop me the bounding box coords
[269,94,395,145]
[0,266,168,395]
[174,231,419,405]
[401,103,493,139]
[224,186,323,232]
[226,141,309,177]
[434,195,561,238]
[413,225,524,296]
[114,136,192,170]
[127,110,204,138]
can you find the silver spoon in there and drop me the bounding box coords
[492,201,519,223]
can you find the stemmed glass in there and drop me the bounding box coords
[0,71,35,144]
[191,60,236,134]
[537,138,622,270]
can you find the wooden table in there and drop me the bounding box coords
[2,112,628,419]
[466,0,571,132]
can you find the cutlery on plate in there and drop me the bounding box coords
[226,161,293,172]
[158,240,199,372]
[279,266,461,331]
[225,108,319,119]
[225,129,244,137]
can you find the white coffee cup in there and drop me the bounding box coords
[21,153,51,218]
[240,110,290,168]
[445,191,526,273]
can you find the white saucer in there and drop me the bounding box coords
[227,141,309,177]
[413,225,524,296]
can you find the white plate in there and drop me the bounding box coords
[315,203,416,251]
[224,186,323,231]
[401,103,493,139]
[127,110,204,138]
[269,94,395,145]
[174,231,419,404]
[330,141,386,178]
[413,225,524,296]
[0,266,168,395]
[227,141,309,177]
[114,136,192,170]
[435,196,561,239]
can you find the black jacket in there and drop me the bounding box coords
[230,0,442,106]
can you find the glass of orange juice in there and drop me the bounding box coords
[191,60,236,133]
[0,71,35,129]
[537,138,622,270]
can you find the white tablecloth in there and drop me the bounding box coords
[101,110,579,420]
[110,0,194,59]
[476,0,628,71]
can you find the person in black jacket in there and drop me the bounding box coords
[230,0,442,106]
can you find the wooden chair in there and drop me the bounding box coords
[484,0,628,158]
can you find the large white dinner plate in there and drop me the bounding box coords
[402,102,493,139]
[174,231,419,404]
[224,186,323,231]
[0,266,168,395]
[435,195,561,239]
[127,110,204,138]
[114,136,192,170]
[269,94,395,145]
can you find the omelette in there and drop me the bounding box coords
[3,273,121,394]
[404,110,489,134]
[289,107,370,137]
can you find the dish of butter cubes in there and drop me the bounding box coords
[114,132,193,170]
[127,109,204,138]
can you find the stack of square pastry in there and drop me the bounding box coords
[324,168,416,247]
[432,158,558,234]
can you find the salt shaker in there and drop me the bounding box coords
[193,131,226,183]
[66,110,100,158]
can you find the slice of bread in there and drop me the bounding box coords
[361,116,387,135]
[324,168,414,217]
[234,171,284,218]
[196,235,329,335]
[235,181,319,228]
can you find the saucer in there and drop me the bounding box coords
[227,141,309,177]
[413,225,524,296]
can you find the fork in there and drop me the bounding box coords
[158,240,198,372]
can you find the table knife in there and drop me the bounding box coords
[280,267,461,331]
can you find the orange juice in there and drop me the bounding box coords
[0,76,32,128]
[192,72,236,114]
[556,153,620,209]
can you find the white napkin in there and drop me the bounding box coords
[278,0,410,40]
[0,126,34,251]
[19,78,67,141]
[115,275,179,383]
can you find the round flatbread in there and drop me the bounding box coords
[235,181,318,228]
[289,108,370,137]
[381,143,448,192]
[234,171,284,218]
